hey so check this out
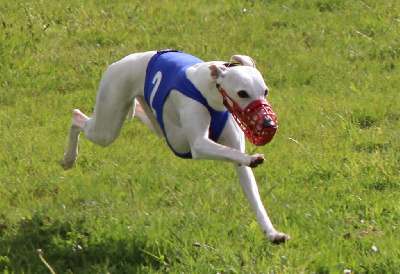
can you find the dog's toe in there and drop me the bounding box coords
[61,160,73,170]
[249,154,265,168]
[271,233,290,245]
[62,154,76,170]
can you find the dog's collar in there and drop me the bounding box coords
[223,62,240,68]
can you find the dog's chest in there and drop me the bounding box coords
[143,51,229,158]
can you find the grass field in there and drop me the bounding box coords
[1,0,399,272]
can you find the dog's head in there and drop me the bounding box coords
[209,55,278,146]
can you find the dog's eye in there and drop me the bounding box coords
[264,89,269,97]
[237,90,250,98]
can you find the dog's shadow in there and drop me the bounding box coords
[0,214,163,272]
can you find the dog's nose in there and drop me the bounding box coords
[261,118,276,128]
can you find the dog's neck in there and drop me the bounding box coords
[186,62,228,112]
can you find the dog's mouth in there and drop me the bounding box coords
[217,85,278,146]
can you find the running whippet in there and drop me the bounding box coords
[62,50,289,244]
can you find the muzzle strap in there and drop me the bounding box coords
[216,84,278,146]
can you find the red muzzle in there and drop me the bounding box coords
[217,86,278,146]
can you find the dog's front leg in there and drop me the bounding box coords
[191,138,264,167]
[177,99,264,167]
[235,165,290,244]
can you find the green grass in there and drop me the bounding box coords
[1,0,399,272]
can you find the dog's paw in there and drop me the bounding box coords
[264,230,290,245]
[62,153,77,170]
[249,154,265,168]
[271,232,290,245]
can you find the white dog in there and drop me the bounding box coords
[62,50,289,244]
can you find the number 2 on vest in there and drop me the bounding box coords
[149,71,162,116]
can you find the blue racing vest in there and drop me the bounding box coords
[144,50,229,158]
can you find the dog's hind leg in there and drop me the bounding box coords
[62,100,131,170]
[62,102,131,170]
[125,99,136,121]
[134,97,164,137]
[62,66,135,169]
[62,52,157,170]
[62,109,89,170]
[124,97,163,137]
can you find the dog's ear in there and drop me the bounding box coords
[230,55,256,68]
[209,64,227,80]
